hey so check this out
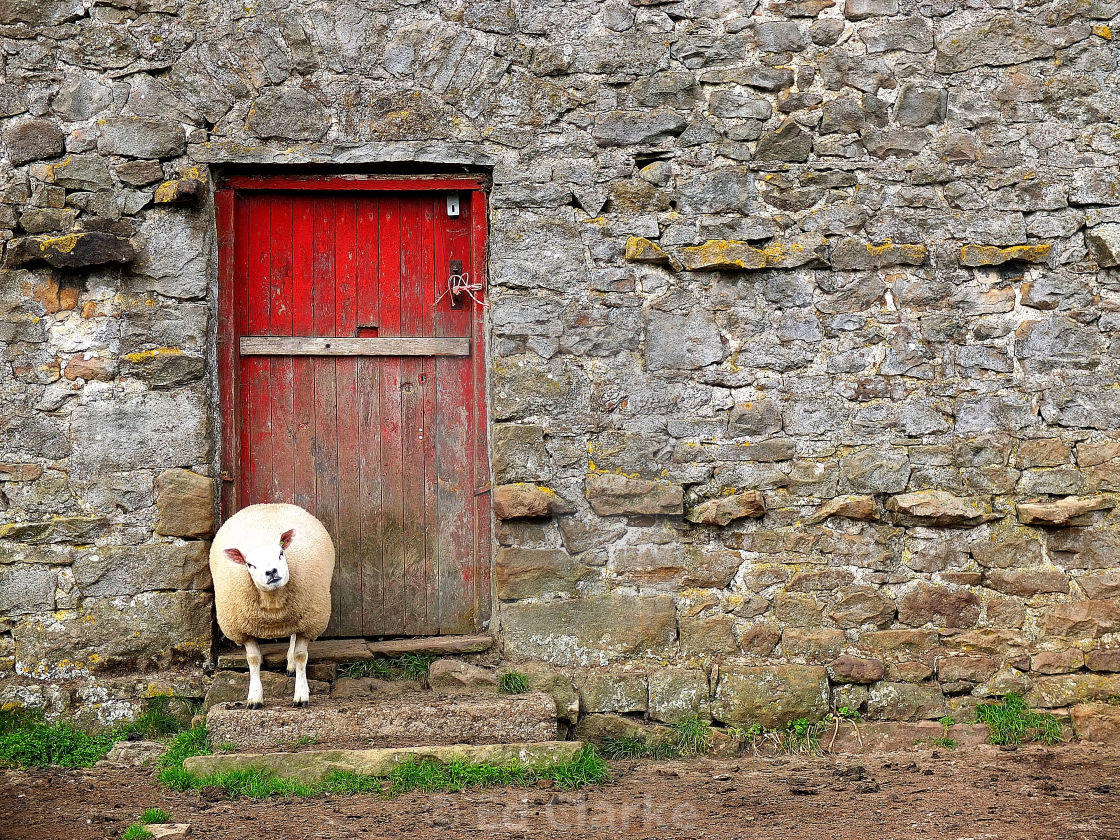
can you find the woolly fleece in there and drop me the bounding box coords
[210,503,336,645]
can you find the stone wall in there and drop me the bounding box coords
[2,0,1120,728]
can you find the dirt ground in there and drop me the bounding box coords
[3,743,1120,840]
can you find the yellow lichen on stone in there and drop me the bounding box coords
[959,243,1052,266]
[1094,24,1112,39]
[38,234,80,254]
[623,236,681,270]
[123,347,183,363]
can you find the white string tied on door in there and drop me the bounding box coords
[436,268,489,307]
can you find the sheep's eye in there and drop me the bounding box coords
[245,562,255,570]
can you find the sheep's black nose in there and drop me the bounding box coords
[266,568,280,582]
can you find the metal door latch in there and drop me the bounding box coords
[446,193,460,217]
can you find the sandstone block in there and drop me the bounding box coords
[885,490,996,527]
[492,483,574,519]
[1016,496,1113,526]
[428,659,498,693]
[1031,673,1120,708]
[586,473,683,516]
[516,662,579,724]
[1030,649,1084,675]
[576,670,648,714]
[829,586,895,629]
[936,655,999,684]
[648,668,710,723]
[679,612,739,657]
[1086,649,1120,672]
[155,469,215,538]
[1071,703,1120,744]
[806,495,878,524]
[494,547,591,600]
[686,491,765,525]
[71,542,211,597]
[501,593,677,665]
[897,583,980,630]
[781,627,844,661]
[827,655,885,684]
[711,665,830,727]
[840,450,910,494]
[1042,601,1120,637]
[866,682,945,721]
[1078,570,1120,599]
[984,568,1069,597]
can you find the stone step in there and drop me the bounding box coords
[205,692,558,751]
[215,633,493,671]
[184,741,585,785]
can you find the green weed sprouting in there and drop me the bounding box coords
[120,825,154,840]
[339,654,436,681]
[600,715,712,760]
[498,671,530,695]
[975,694,1063,746]
[140,808,171,824]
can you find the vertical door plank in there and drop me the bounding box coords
[468,189,492,631]
[399,196,427,634]
[246,194,273,507]
[378,194,406,635]
[311,196,341,636]
[434,193,476,634]
[356,195,384,636]
[334,196,362,638]
[228,191,249,517]
[291,196,316,513]
[269,196,296,508]
[418,197,439,636]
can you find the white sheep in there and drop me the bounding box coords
[209,503,336,708]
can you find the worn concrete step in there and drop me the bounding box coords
[215,634,492,671]
[185,741,585,785]
[206,692,558,751]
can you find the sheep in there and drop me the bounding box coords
[209,503,336,708]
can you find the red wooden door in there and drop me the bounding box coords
[216,177,491,638]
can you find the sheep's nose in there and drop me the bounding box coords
[266,568,280,582]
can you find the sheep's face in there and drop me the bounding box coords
[224,529,294,592]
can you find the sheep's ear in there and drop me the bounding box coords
[224,548,246,564]
[280,529,295,549]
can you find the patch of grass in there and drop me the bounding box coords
[600,716,712,760]
[121,825,153,840]
[338,654,436,681]
[140,808,171,824]
[782,718,821,754]
[931,737,958,749]
[975,694,1063,746]
[396,653,436,679]
[731,718,828,756]
[835,706,861,721]
[498,671,530,695]
[339,658,396,680]
[938,715,955,729]
[156,724,607,799]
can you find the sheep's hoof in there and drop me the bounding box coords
[285,670,295,677]
[292,700,308,708]
[247,701,263,710]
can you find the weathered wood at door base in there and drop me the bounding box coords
[216,633,494,670]
[365,633,493,658]
[239,336,470,356]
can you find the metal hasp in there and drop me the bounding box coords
[449,258,465,310]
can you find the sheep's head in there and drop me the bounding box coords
[224,529,294,592]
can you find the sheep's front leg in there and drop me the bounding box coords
[292,635,310,708]
[244,638,264,710]
[285,633,297,676]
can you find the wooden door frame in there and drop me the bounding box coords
[215,174,493,634]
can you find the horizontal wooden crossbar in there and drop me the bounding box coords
[239,337,470,356]
[224,176,486,192]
